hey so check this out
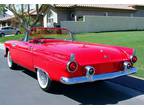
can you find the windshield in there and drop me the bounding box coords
[29,27,74,41]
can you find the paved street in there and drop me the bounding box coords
[0,49,144,105]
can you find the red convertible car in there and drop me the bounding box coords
[4,27,137,91]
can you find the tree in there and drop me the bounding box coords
[0,4,7,15]
[6,4,55,40]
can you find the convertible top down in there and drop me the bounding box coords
[4,27,137,92]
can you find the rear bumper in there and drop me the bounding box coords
[60,67,137,85]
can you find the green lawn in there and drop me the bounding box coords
[0,31,144,78]
[0,34,24,43]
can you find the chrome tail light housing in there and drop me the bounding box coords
[130,49,137,63]
[67,54,78,73]
[130,55,137,63]
[67,61,78,73]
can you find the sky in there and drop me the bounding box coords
[6,4,36,16]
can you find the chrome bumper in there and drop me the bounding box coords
[60,67,137,85]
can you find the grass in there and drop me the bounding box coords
[0,31,144,78]
[0,34,24,43]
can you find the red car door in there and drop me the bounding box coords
[12,41,34,71]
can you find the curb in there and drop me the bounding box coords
[129,75,144,81]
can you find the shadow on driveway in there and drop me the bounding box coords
[109,76,144,93]
[21,69,144,105]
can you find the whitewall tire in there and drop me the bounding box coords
[7,51,17,69]
[37,68,52,91]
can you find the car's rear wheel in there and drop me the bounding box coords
[7,51,17,69]
[37,68,52,92]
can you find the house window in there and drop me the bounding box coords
[105,12,108,16]
[71,13,75,18]
[48,18,53,23]
[77,16,84,21]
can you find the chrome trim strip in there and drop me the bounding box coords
[60,67,137,85]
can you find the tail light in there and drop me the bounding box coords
[67,53,78,73]
[130,56,137,63]
[67,61,78,73]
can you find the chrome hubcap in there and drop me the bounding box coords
[7,52,12,67]
[37,69,48,89]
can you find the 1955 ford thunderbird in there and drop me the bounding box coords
[4,27,137,91]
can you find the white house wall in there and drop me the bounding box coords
[43,10,58,27]
[43,14,48,27]
[49,10,58,23]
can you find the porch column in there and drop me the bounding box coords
[74,15,77,21]
[0,23,2,27]
[43,14,48,27]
